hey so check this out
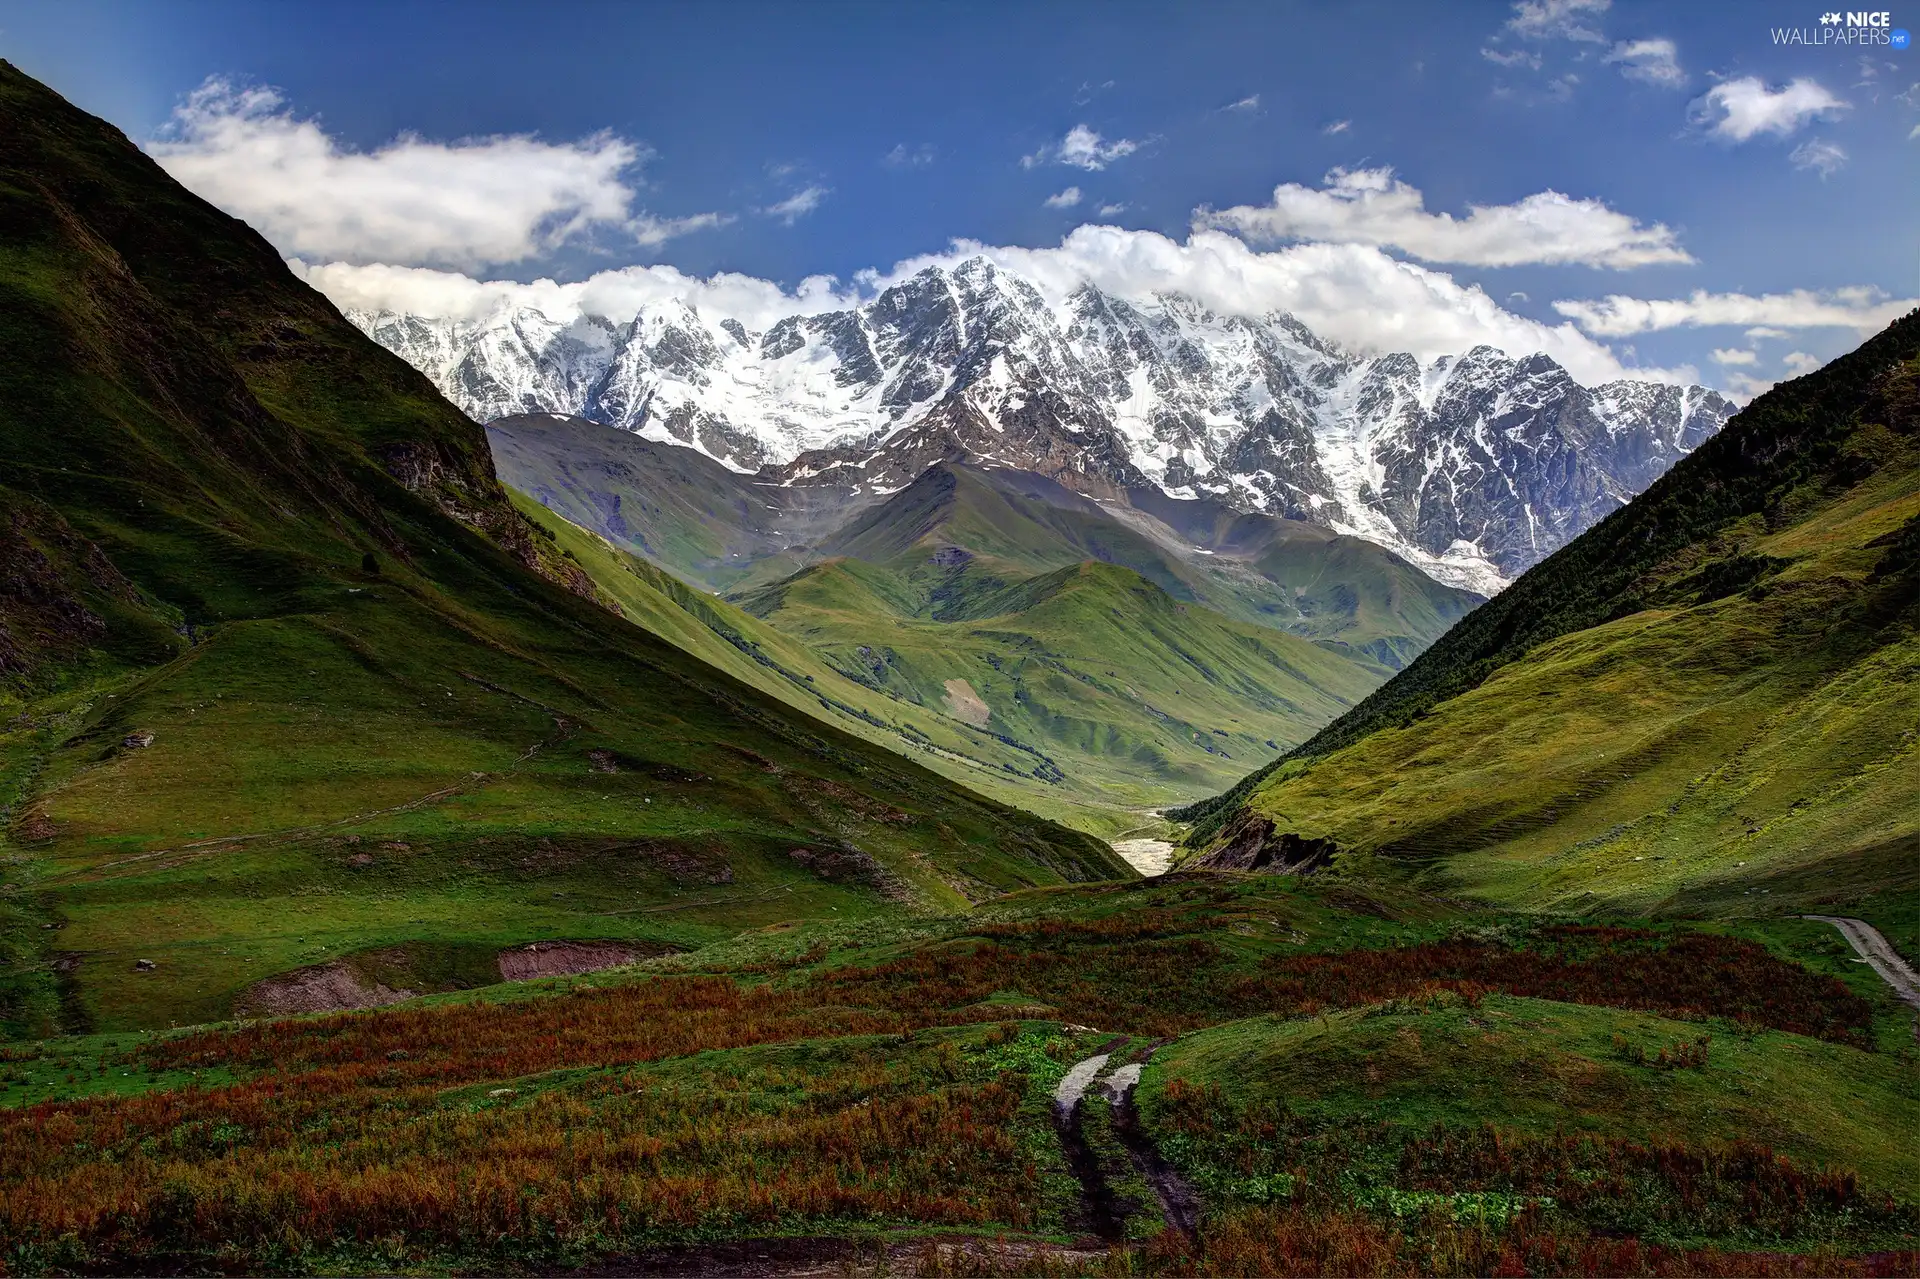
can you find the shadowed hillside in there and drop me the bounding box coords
[1176,313,1920,946]
[0,61,1126,1036]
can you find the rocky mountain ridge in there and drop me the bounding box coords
[352,258,1734,594]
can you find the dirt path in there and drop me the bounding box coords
[1104,1052,1202,1238]
[1054,1045,1201,1244]
[1052,1051,1126,1242]
[1800,915,1920,1015]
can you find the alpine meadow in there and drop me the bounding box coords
[1,4,1917,1276]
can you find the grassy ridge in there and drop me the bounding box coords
[506,489,1174,835]
[1174,318,1920,934]
[0,60,1126,1037]
[735,555,1382,811]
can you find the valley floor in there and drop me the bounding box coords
[3,875,1916,1277]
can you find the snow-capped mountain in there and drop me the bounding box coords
[350,257,1733,593]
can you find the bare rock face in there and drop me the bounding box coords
[495,940,658,982]
[237,961,414,1016]
[351,258,1734,595]
[1190,814,1338,876]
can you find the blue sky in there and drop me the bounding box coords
[2,0,1915,393]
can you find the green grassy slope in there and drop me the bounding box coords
[735,554,1382,812]
[1142,992,1920,1214]
[0,61,1127,1037]
[507,490,1180,836]
[486,413,827,594]
[1176,316,1920,934]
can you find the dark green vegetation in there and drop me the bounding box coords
[2,876,1914,1275]
[0,60,1127,1038]
[1178,313,1920,936]
[493,416,1479,826]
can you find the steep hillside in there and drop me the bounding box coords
[1177,314,1920,939]
[489,421,1481,669]
[507,491,1191,836]
[736,555,1381,811]
[0,62,1126,1037]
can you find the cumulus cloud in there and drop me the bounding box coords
[882,142,936,168]
[1692,77,1848,142]
[763,185,828,223]
[1194,166,1691,269]
[1023,124,1139,171]
[292,258,849,333]
[1097,202,1128,217]
[1744,326,1789,341]
[1781,351,1823,376]
[148,78,721,269]
[1554,287,1915,336]
[1505,0,1610,42]
[1605,38,1684,87]
[1709,347,1757,365]
[302,226,1697,387]
[1789,138,1847,177]
[857,228,1693,385]
[1044,187,1084,209]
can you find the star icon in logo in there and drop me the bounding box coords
[1820,11,1843,22]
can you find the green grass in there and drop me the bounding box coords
[1142,993,1920,1197]
[0,60,1129,1038]
[736,555,1383,811]
[1180,333,1920,929]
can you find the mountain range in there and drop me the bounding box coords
[354,261,1734,595]
[488,413,1480,828]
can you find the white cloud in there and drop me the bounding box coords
[304,226,1695,388]
[1789,138,1847,177]
[1554,287,1915,336]
[293,258,848,333]
[1023,124,1139,171]
[1781,351,1823,376]
[1482,47,1544,69]
[148,77,721,270]
[1223,95,1261,112]
[1605,38,1684,87]
[763,185,828,223]
[1505,0,1609,43]
[1692,77,1848,142]
[882,142,935,168]
[1097,202,1128,217]
[857,228,1692,386]
[1044,187,1084,209]
[1709,347,1757,365]
[1722,372,1776,401]
[1194,166,1691,269]
[1323,119,1351,134]
[1744,326,1789,341]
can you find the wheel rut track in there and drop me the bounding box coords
[1055,1038,1200,1245]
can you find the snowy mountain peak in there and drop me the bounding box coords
[348,261,1734,595]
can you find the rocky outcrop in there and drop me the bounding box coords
[1189,813,1338,875]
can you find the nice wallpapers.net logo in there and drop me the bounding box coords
[1774,10,1911,47]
